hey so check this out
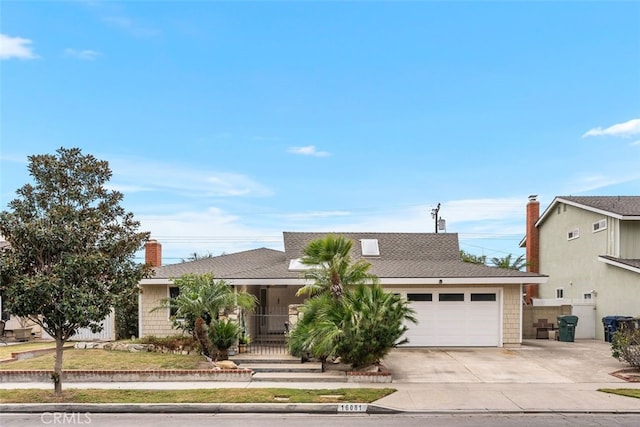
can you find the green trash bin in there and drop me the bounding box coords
[557,315,579,342]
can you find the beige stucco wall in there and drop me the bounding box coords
[139,285,176,337]
[538,202,640,340]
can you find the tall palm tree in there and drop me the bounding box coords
[491,254,527,271]
[296,234,377,299]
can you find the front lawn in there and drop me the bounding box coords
[0,388,396,404]
[599,389,640,399]
[1,349,208,370]
[0,342,57,359]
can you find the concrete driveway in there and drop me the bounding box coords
[383,339,629,384]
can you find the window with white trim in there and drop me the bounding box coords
[169,286,180,318]
[567,228,579,240]
[583,293,592,301]
[592,219,607,233]
[555,288,564,299]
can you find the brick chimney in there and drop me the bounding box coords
[524,195,540,303]
[145,239,162,267]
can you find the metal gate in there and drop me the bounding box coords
[245,306,289,354]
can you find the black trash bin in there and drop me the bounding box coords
[602,316,633,342]
[557,315,579,342]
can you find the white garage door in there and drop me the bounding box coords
[403,289,501,347]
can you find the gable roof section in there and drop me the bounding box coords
[537,196,640,226]
[148,248,290,280]
[141,232,547,285]
[283,232,544,281]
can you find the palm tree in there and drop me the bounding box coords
[289,283,416,368]
[491,254,527,271]
[296,234,377,299]
[155,273,256,334]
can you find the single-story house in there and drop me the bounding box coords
[139,232,547,347]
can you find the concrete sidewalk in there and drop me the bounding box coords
[2,339,640,414]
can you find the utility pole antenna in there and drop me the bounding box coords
[431,203,441,233]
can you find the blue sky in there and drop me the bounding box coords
[1,1,639,264]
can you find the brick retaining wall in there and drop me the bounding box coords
[0,369,253,382]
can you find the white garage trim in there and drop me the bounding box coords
[400,288,502,347]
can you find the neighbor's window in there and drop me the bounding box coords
[555,288,564,299]
[592,219,607,233]
[583,293,592,301]
[567,228,580,240]
[169,286,180,317]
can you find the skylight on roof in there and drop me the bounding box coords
[360,239,380,256]
[288,258,312,271]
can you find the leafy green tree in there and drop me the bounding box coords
[296,234,376,299]
[460,250,486,265]
[491,254,527,270]
[154,273,256,355]
[0,147,150,395]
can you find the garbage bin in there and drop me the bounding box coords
[557,315,579,342]
[602,316,633,342]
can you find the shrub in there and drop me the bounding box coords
[138,335,199,354]
[611,327,640,369]
[288,283,416,368]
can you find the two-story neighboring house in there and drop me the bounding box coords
[523,195,640,340]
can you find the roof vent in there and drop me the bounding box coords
[360,239,380,256]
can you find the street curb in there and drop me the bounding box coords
[0,403,399,414]
[2,404,640,415]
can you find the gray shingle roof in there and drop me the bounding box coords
[599,255,640,270]
[283,232,461,261]
[558,196,640,216]
[148,232,543,281]
[151,248,292,280]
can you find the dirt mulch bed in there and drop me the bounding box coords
[611,368,640,382]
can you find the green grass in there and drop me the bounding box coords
[1,349,208,370]
[0,342,58,359]
[0,388,396,404]
[599,388,640,399]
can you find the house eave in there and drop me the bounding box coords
[597,256,640,274]
[140,276,547,286]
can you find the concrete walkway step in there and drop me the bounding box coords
[231,355,301,365]
[251,371,347,383]
[237,363,322,373]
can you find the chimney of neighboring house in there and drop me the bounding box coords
[524,195,540,303]
[145,239,162,267]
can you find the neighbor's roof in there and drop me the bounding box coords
[141,232,546,285]
[537,196,640,226]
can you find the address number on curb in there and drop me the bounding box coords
[337,403,368,413]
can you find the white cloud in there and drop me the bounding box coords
[283,210,351,220]
[0,34,38,60]
[583,118,640,138]
[63,48,102,60]
[107,156,273,198]
[631,140,640,146]
[103,16,159,37]
[568,172,640,193]
[287,145,331,157]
